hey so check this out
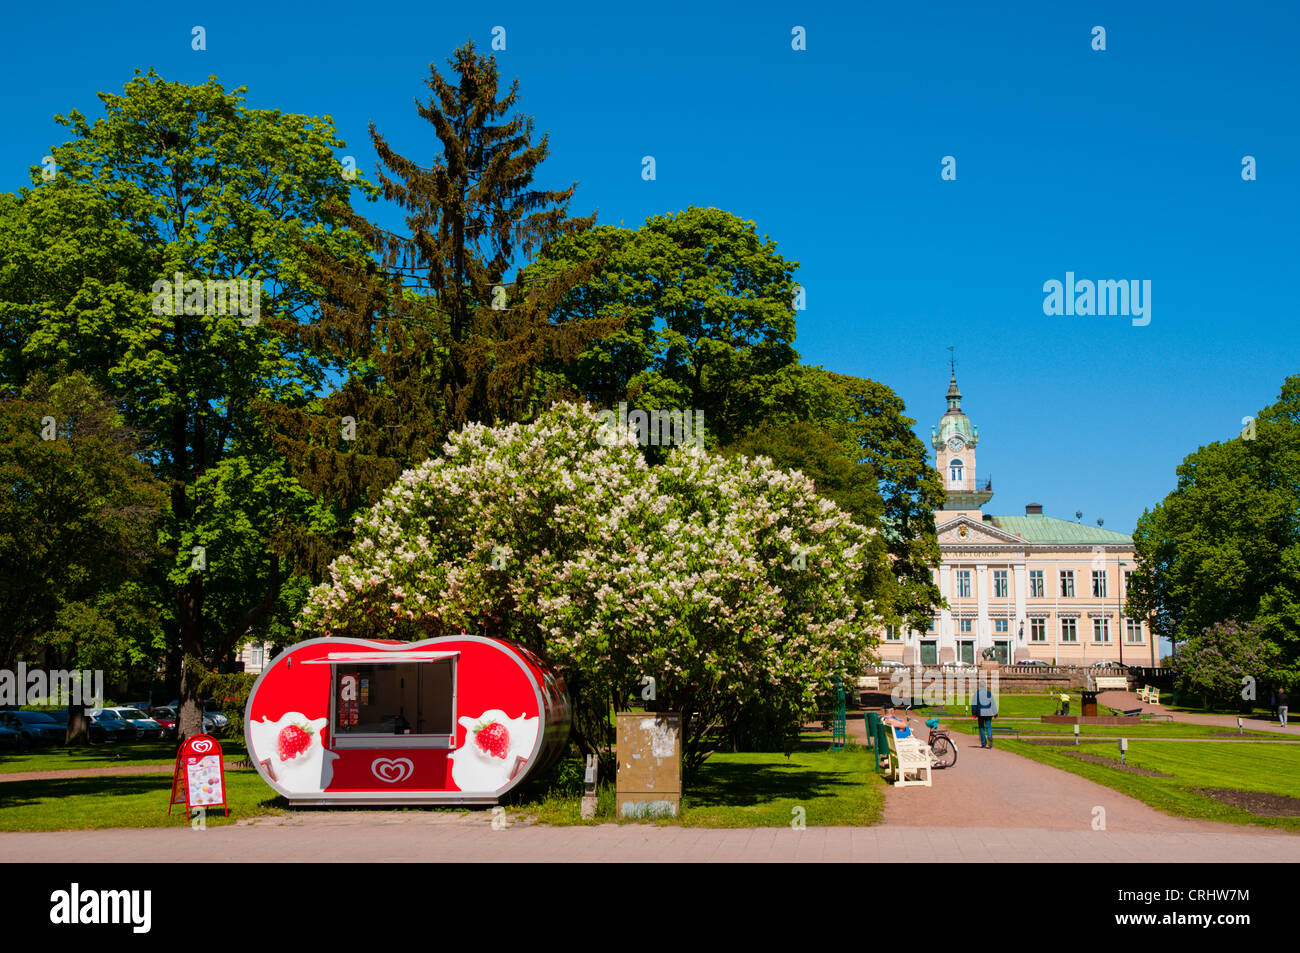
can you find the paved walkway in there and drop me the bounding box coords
[1097,690,1300,736]
[872,712,1278,834]
[0,812,1294,862]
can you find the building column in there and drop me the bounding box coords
[1013,563,1027,661]
[937,566,953,664]
[975,564,989,654]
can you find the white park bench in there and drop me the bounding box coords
[1136,686,1161,705]
[857,676,881,692]
[1094,676,1130,691]
[885,726,933,788]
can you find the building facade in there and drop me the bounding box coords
[877,375,1156,667]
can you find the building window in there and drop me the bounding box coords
[1125,618,1143,643]
[885,625,901,642]
[1091,570,1108,599]
[994,619,1009,634]
[927,617,935,633]
[950,459,963,483]
[1059,570,1075,598]
[993,570,1008,598]
[1029,570,1044,598]
[1060,618,1078,642]
[1030,618,1047,642]
[957,570,971,598]
[250,645,264,669]
[959,619,973,634]
[1093,618,1110,643]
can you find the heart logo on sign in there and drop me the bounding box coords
[192,739,213,754]
[371,757,414,783]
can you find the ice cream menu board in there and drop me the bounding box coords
[168,733,229,817]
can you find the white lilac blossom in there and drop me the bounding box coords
[298,402,882,756]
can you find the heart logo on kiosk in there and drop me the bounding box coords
[192,738,213,754]
[371,757,414,783]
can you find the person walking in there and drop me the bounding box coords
[1278,689,1289,729]
[973,683,999,748]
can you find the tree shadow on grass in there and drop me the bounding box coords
[0,773,173,809]
[686,760,861,809]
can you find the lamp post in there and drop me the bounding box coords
[1118,560,1128,667]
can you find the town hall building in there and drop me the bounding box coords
[877,375,1156,667]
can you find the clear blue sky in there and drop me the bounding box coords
[3,0,1297,533]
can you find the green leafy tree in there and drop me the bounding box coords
[1128,376,1300,680]
[0,371,166,742]
[0,71,366,737]
[524,208,802,445]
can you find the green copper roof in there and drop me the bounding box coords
[931,376,979,448]
[988,515,1132,544]
[937,413,975,444]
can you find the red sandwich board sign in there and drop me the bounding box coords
[168,734,229,817]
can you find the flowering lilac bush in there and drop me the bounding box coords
[1167,619,1280,710]
[299,402,881,772]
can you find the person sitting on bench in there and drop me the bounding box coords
[881,708,911,739]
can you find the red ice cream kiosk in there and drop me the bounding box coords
[245,635,570,805]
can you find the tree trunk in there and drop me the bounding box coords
[66,702,90,746]
[177,576,206,741]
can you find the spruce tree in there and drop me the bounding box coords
[264,42,618,571]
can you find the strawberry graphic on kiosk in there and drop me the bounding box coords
[245,636,570,805]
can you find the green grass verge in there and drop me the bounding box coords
[510,746,885,828]
[0,769,283,831]
[0,739,248,774]
[999,739,1300,831]
[936,718,1286,741]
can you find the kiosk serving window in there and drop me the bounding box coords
[330,654,457,749]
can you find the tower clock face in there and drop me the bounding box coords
[947,436,964,451]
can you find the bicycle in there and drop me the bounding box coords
[923,717,958,768]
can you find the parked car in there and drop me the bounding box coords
[876,660,908,669]
[1018,659,1051,667]
[0,722,22,748]
[165,700,229,731]
[87,710,138,742]
[154,706,221,735]
[148,707,178,739]
[1091,660,1128,669]
[0,710,65,747]
[102,707,165,741]
[45,710,108,744]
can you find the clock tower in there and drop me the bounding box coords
[931,374,993,511]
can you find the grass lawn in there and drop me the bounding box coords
[0,769,283,831]
[0,739,248,774]
[936,718,1286,741]
[512,746,886,828]
[1000,739,1300,831]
